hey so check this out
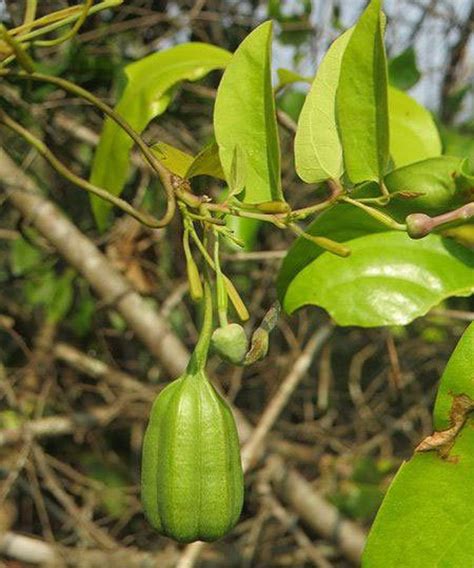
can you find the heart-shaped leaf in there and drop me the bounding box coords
[90,43,231,228]
[336,0,389,184]
[214,21,284,204]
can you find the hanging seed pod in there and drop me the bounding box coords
[141,370,244,543]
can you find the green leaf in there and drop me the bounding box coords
[336,0,389,183]
[214,21,284,204]
[276,68,312,88]
[152,142,194,178]
[295,29,352,183]
[152,140,225,180]
[278,207,474,327]
[90,43,231,228]
[228,145,247,196]
[277,206,385,301]
[10,238,43,276]
[384,156,466,219]
[441,126,474,164]
[363,425,474,568]
[277,89,307,122]
[226,215,261,251]
[389,86,441,168]
[363,324,474,568]
[433,322,474,430]
[25,269,75,323]
[388,47,421,91]
[186,141,225,180]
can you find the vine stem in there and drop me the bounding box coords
[24,1,38,26]
[187,274,214,375]
[8,1,122,40]
[0,24,35,72]
[0,69,176,227]
[213,234,228,327]
[0,112,168,228]
[35,0,93,47]
[341,196,407,231]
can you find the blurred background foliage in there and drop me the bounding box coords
[0,1,473,566]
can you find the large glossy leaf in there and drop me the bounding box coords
[363,323,474,568]
[389,87,441,168]
[214,21,284,204]
[432,322,474,430]
[90,43,231,228]
[295,29,352,183]
[278,207,474,327]
[336,0,389,183]
[363,425,474,568]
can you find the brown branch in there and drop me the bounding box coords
[271,455,366,564]
[0,531,176,566]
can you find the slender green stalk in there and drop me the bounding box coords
[341,197,406,231]
[289,198,337,221]
[24,0,38,26]
[0,112,168,228]
[9,1,122,40]
[214,234,228,327]
[0,24,35,72]
[0,69,176,227]
[289,224,351,257]
[36,0,93,47]
[187,221,249,321]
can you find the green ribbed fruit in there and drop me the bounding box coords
[141,371,244,543]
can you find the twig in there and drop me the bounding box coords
[241,325,333,470]
[32,445,118,549]
[0,531,176,566]
[270,454,366,565]
[0,405,126,447]
[53,342,155,396]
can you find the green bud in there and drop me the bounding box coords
[211,323,248,365]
